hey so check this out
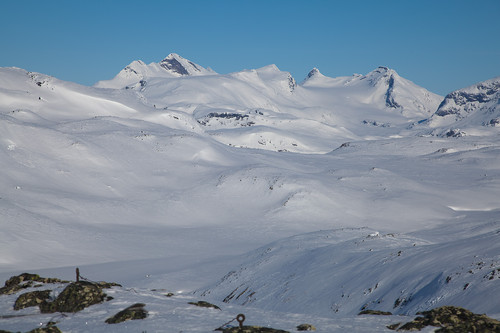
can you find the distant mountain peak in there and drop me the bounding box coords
[94,53,215,89]
[301,67,326,85]
[159,53,204,76]
[364,66,399,80]
[307,68,322,79]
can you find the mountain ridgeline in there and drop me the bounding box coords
[93,54,500,149]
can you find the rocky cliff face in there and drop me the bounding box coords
[429,77,500,128]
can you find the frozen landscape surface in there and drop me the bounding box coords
[0,55,499,331]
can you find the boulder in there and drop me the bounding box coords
[358,310,392,316]
[14,290,51,310]
[105,303,148,324]
[39,281,107,313]
[26,324,62,333]
[0,273,68,296]
[188,300,221,310]
[222,326,289,333]
[296,323,316,331]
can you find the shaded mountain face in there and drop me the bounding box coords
[424,77,500,135]
[159,53,208,76]
[435,78,500,122]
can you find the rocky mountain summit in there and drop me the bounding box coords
[428,76,500,128]
[94,53,215,89]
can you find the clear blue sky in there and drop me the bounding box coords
[1,0,499,95]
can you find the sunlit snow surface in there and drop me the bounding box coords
[0,63,499,331]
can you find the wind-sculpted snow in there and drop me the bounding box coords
[1,57,500,330]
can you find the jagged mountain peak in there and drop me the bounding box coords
[300,67,336,86]
[159,53,212,76]
[305,67,324,80]
[436,76,500,116]
[95,53,215,89]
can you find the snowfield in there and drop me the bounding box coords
[0,55,499,331]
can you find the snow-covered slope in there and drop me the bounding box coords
[302,66,442,119]
[1,56,500,331]
[198,220,500,317]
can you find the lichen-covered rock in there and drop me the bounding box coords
[26,325,62,333]
[222,326,289,333]
[39,281,107,313]
[188,300,221,310]
[4,273,41,287]
[296,323,316,331]
[0,273,68,295]
[358,310,392,316]
[5,273,67,286]
[389,306,500,332]
[105,303,148,324]
[14,290,51,310]
[0,280,34,295]
[94,281,122,289]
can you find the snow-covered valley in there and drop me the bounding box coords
[0,54,499,332]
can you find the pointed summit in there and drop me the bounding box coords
[307,68,322,79]
[306,67,324,80]
[94,53,216,89]
[159,53,214,77]
[301,67,328,85]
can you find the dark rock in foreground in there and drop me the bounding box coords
[188,300,221,310]
[14,290,51,310]
[26,324,62,333]
[39,281,107,313]
[358,309,392,316]
[0,322,62,333]
[105,303,148,324]
[0,273,68,296]
[296,323,316,331]
[222,326,289,333]
[388,306,500,332]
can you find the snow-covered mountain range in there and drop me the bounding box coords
[0,54,499,331]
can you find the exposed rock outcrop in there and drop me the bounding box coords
[358,309,392,316]
[14,290,51,310]
[222,326,289,333]
[0,273,67,296]
[39,281,108,313]
[105,303,148,324]
[188,300,221,310]
[296,323,316,331]
[388,306,500,332]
